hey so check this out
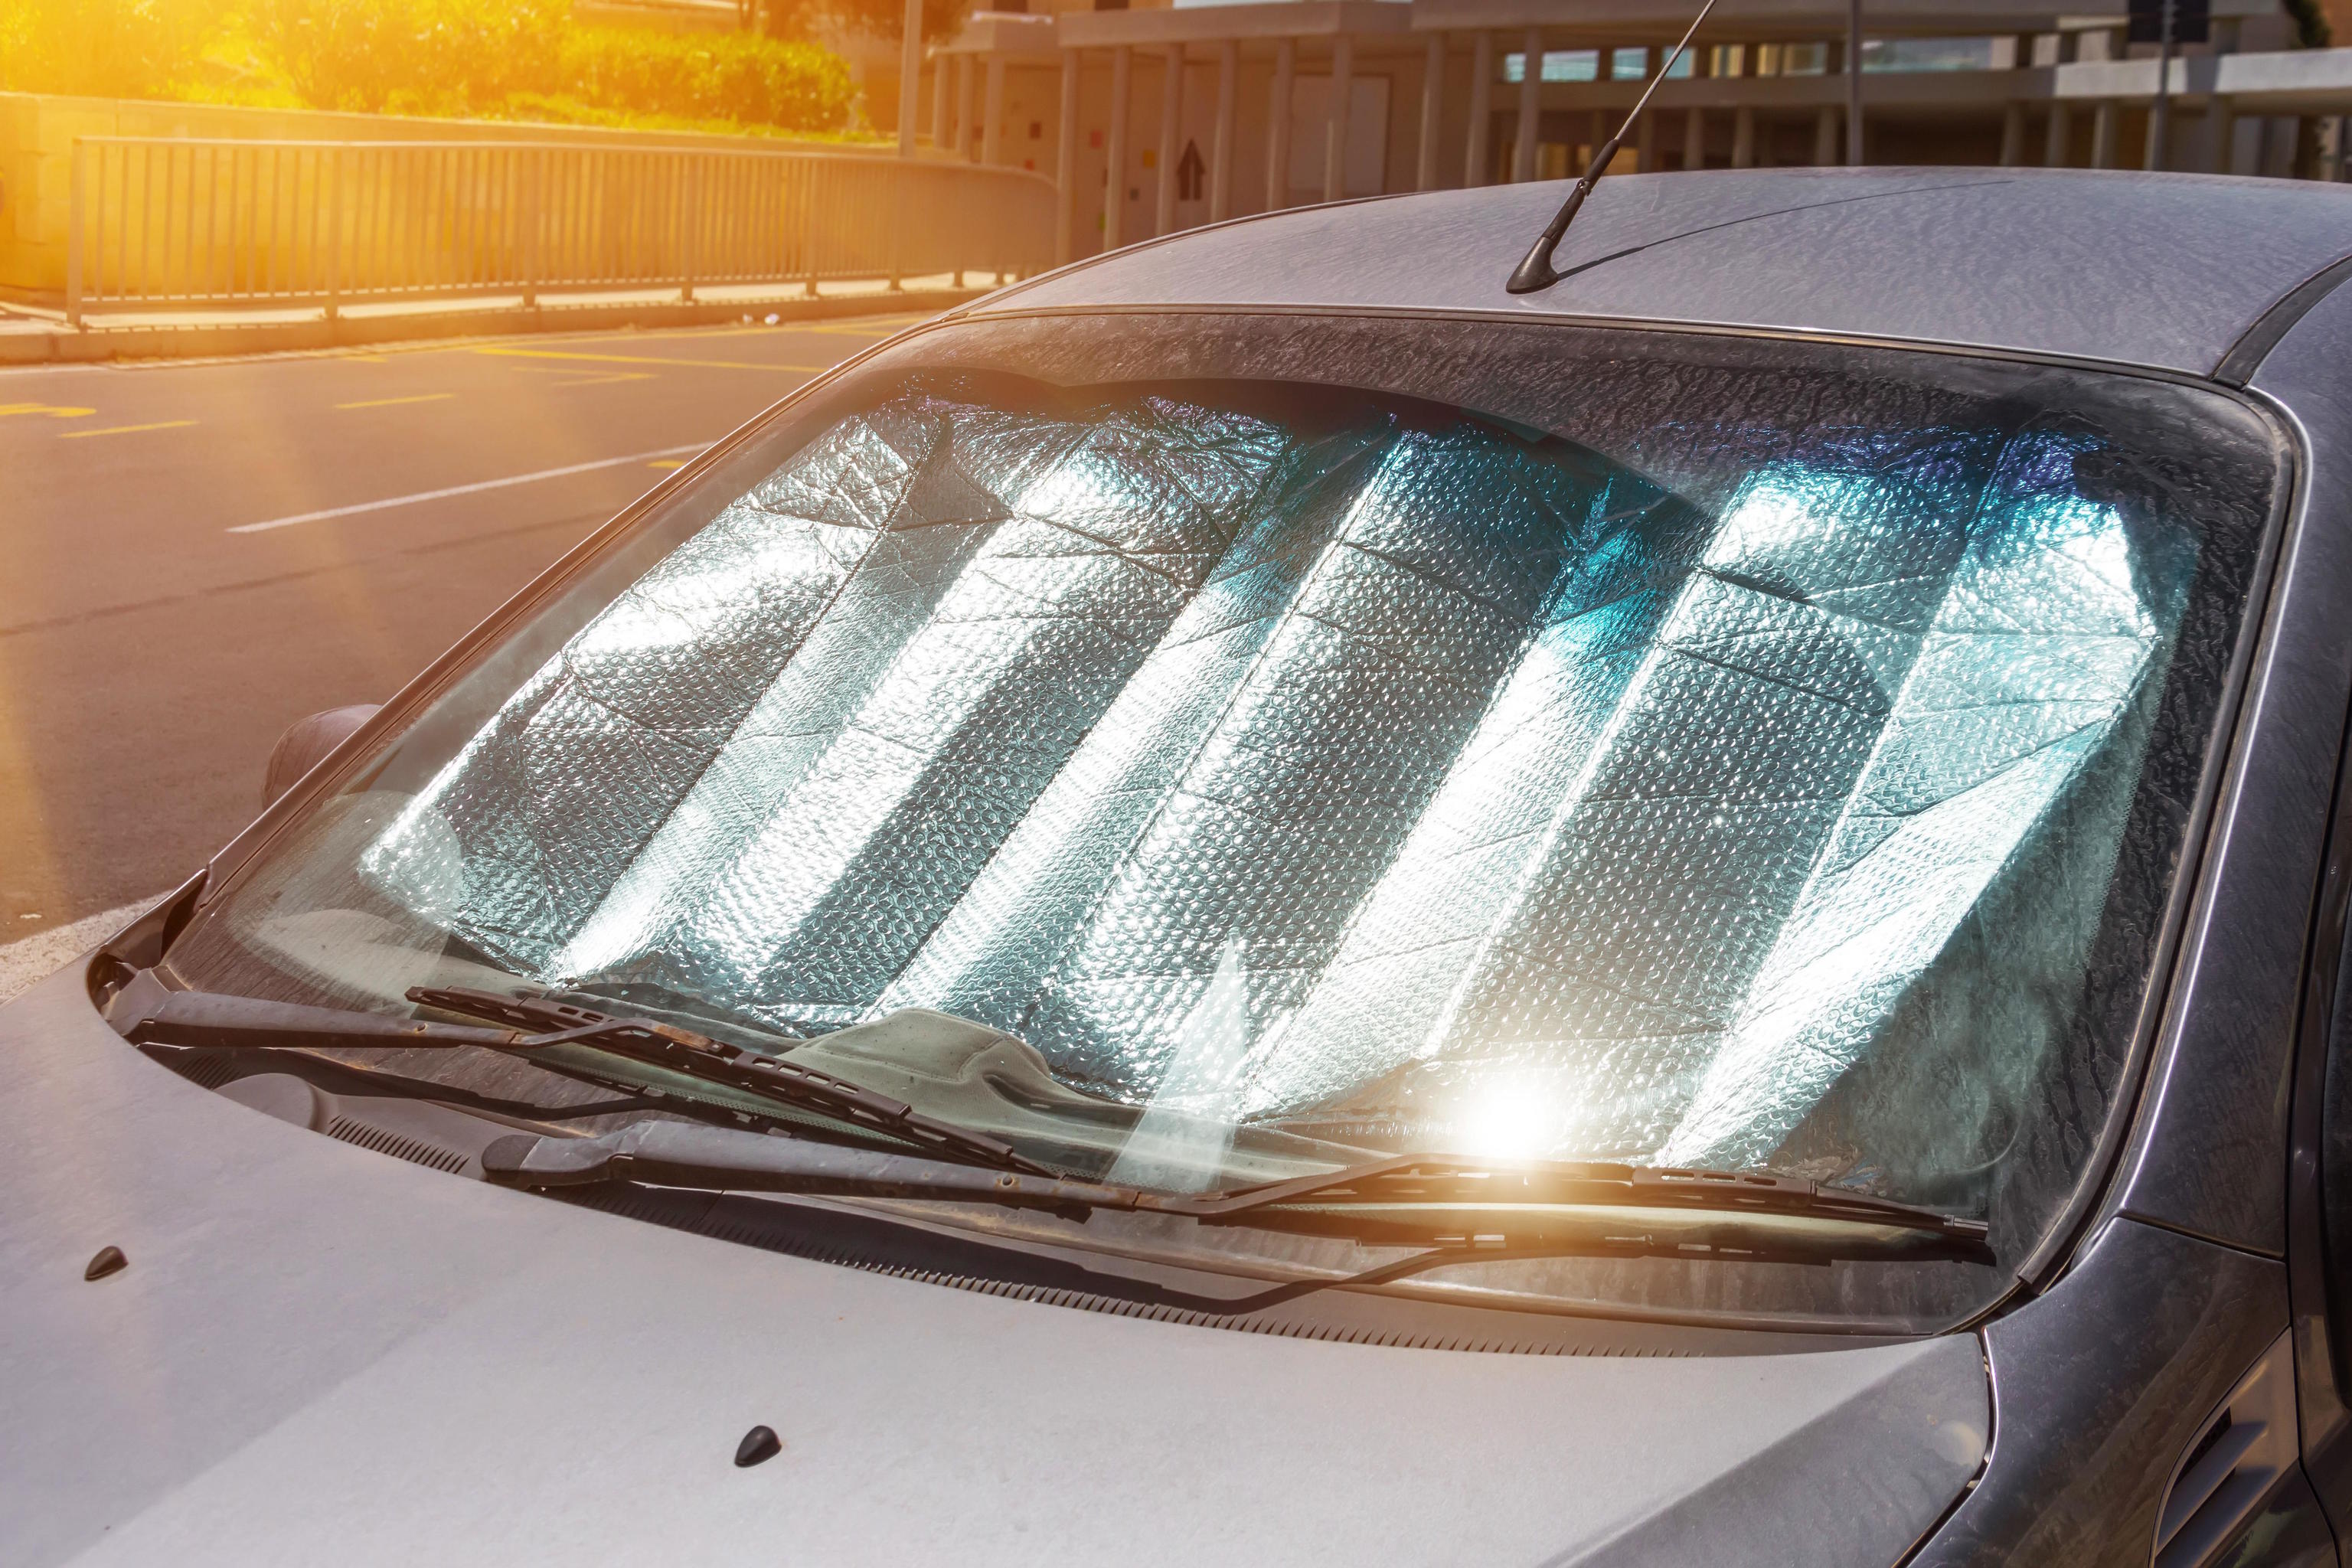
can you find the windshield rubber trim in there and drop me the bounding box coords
[2213,252,2352,388]
[954,299,2232,387]
[2026,377,2304,1292]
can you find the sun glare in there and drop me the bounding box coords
[1452,1074,1558,1161]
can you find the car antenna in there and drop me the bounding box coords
[1505,0,1724,296]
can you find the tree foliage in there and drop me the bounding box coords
[0,0,861,135]
[0,0,214,99]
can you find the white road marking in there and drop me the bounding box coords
[228,443,708,535]
[0,896,165,1004]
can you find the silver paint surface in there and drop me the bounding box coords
[978,169,2352,377]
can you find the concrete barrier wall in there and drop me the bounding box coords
[0,92,910,296]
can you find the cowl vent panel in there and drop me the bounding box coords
[2152,1329,2299,1568]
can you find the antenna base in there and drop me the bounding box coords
[1506,245,1561,295]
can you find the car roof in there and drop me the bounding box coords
[972,168,2352,377]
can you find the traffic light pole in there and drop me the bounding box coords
[2150,0,2176,170]
[1846,0,1864,165]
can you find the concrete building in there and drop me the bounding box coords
[920,0,2352,266]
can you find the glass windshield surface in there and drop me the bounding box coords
[165,315,2282,1329]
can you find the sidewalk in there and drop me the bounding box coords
[0,273,1002,365]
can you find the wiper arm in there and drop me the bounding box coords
[119,982,535,1054]
[483,1126,1987,1256]
[107,972,1052,1178]
[484,1119,1145,1214]
[407,985,1056,1177]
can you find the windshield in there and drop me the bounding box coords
[161,313,2282,1331]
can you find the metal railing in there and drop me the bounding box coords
[66,137,1055,324]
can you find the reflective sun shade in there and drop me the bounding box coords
[362,383,2180,1175]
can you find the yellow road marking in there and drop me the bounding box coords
[0,403,95,420]
[341,353,393,364]
[57,420,197,439]
[646,459,686,469]
[472,346,827,372]
[335,393,456,410]
[552,373,657,387]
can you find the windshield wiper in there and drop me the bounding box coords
[405,986,1056,1176]
[481,1124,1989,1257]
[1177,1152,1991,1247]
[107,972,1052,1178]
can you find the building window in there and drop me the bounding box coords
[1501,49,1598,83]
[1861,37,1998,70]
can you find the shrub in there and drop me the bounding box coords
[0,0,215,99]
[556,26,855,133]
[256,0,571,116]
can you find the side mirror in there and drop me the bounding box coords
[263,704,381,808]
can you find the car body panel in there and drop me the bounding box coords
[0,962,1987,1568]
[1913,1218,2292,1566]
[978,170,2352,377]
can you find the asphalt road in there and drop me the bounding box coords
[0,314,919,938]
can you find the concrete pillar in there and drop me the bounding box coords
[955,54,973,159]
[2044,103,2070,166]
[982,53,1006,165]
[1815,105,1839,165]
[952,54,974,161]
[1466,32,1494,185]
[1211,40,1237,220]
[2000,103,2024,166]
[1733,105,1756,167]
[1418,32,1446,191]
[1106,45,1132,248]
[1684,106,1707,170]
[1156,45,1184,235]
[1054,48,1080,263]
[1267,38,1295,210]
[931,53,951,149]
[897,0,922,157]
[1514,26,1542,181]
[2091,100,2116,168]
[1325,34,1354,203]
[2208,96,2236,173]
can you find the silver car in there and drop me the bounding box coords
[10,167,2352,1568]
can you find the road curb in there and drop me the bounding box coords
[0,286,987,366]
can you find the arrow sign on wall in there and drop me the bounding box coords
[1177,139,1206,202]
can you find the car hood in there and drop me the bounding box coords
[0,961,1988,1568]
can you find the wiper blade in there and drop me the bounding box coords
[483,1125,1986,1256]
[1182,1152,1990,1248]
[407,985,1055,1177]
